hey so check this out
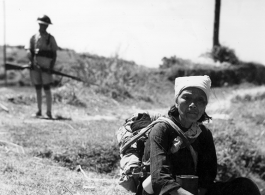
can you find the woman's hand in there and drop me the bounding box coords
[198,188,207,195]
[169,187,194,195]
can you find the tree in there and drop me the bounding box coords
[213,0,221,47]
[211,0,239,64]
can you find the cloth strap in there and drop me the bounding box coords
[120,117,198,172]
[158,117,198,173]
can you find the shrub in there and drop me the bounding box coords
[36,143,120,173]
[207,120,265,182]
[73,54,164,103]
[210,45,239,64]
[53,84,87,107]
[232,92,265,103]
[159,56,192,69]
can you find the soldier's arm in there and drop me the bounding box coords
[50,52,57,69]
[49,36,58,70]
[25,36,35,65]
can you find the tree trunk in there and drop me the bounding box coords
[213,0,221,47]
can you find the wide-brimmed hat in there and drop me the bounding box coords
[37,15,52,25]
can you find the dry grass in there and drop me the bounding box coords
[0,85,143,194]
[1,82,265,194]
[205,85,265,192]
[0,152,130,195]
[1,45,265,194]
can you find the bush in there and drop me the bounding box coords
[210,45,239,64]
[36,143,120,173]
[53,84,87,107]
[164,61,265,87]
[159,56,192,69]
[207,120,265,182]
[73,54,165,102]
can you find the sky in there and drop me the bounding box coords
[0,0,265,67]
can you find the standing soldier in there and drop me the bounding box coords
[25,15,58,119]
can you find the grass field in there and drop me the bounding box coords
[1,46,265,194]
[0,85,131,195]
[1,83,265,195]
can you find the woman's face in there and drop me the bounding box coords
[176,87,207,128]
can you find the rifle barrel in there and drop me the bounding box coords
[5,62,83,82]
[5,63,30,70]
[50,69,82,81]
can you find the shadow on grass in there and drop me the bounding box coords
[36,114,72,121]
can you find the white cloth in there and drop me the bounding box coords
[184,122,202,139]
[174,75,211,101]
[170,122,202,154]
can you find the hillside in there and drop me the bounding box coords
[2,45,265,89]
[0,45,174,108]
[0,45,265,194]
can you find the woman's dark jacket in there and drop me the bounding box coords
[142,117,217,195]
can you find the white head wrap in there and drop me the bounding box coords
[174,75,211,101]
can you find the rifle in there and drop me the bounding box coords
[5,62,83,82]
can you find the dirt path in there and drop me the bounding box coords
[2,85,265,125]
[1,85,265,152]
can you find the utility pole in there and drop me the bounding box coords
[3,0,7,86]
[213,0,221,47]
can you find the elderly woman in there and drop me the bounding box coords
[141,75,260,195]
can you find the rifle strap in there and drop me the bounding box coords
[46,33,51,46]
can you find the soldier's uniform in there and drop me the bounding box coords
[25,19,58,85]
[25,15,57,118]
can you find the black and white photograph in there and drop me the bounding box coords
[0,0,265,194]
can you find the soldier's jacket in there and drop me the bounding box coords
[25,32,58,69]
